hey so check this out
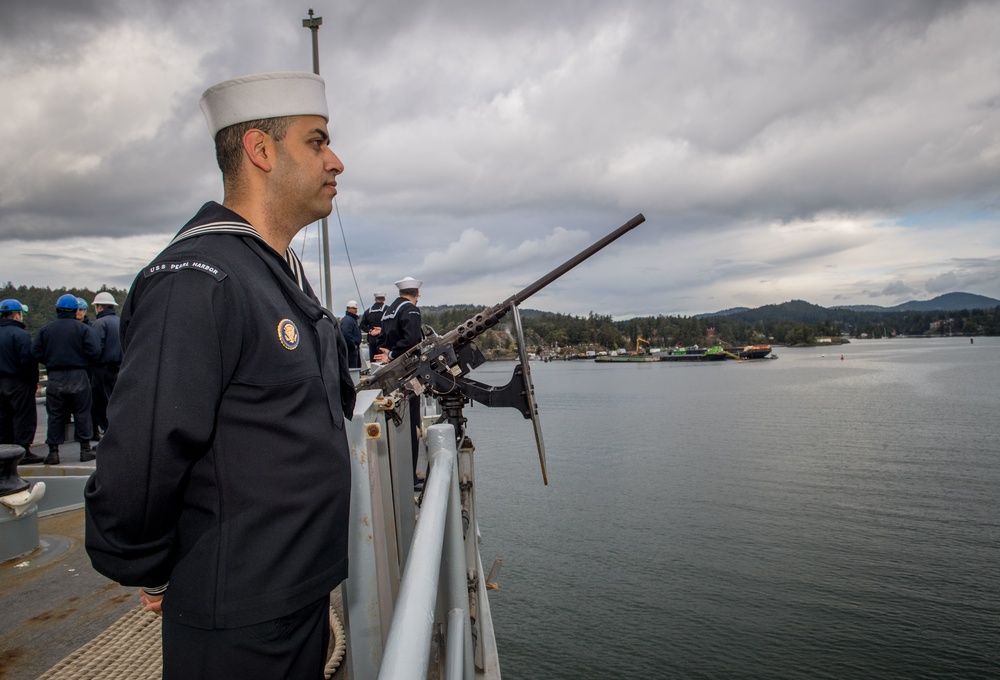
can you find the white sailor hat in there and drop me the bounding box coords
[346,300,359,309]
[199,72,329,138]
[374,291,386,298]
[394,277,423,290]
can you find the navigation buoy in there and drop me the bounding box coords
[840,355,844,361]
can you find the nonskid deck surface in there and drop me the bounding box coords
[0,508,136,680]
[0,506,350,680]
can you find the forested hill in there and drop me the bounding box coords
[830,292,1000,313]
[5,284,1000,350]
[422,296,1000,351]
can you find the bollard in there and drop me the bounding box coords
[0,444,29,496]
[0,444,47,563]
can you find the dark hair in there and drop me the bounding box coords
[399,288,420,297]
[214,116,292,180]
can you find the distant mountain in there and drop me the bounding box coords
[694,306,750,319]
[700,299,834,323]
[832,292,1000,313]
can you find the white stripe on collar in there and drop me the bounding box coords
[169,221,306,292]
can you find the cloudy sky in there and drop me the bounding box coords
[2,0,999,317]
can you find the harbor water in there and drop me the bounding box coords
[465,337,1000,679]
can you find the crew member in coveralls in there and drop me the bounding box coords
[0,299,39,463]
[85,72,356,680]
[32,294,100,464]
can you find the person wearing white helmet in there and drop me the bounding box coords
[85,71,354,679]
[0,299,40,464]
[89,291,122,439]
[340,300,362,369]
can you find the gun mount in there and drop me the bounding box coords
[358,213,646,483]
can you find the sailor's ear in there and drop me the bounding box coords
[243,128,274,173]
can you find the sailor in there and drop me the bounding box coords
[359,290,386,363]
[85,72,355,680]
[89,291,122,439]
[341,300,362,369]
[31,294,100,464]
[375,277,424,362]
[0,299,40,464]
[376,277,425,488]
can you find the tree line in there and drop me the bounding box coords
[6,283,997,351]
[422,301,1000,355]
[1,282,129,335]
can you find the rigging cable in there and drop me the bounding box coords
[290,200,365,309]
[333,197,366,305]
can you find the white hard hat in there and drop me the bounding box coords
[93,291,118,306]
[346,300,359,308]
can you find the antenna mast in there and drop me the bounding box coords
[302,8,333,309]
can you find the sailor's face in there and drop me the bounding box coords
[273,115,344,223]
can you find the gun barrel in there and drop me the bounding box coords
[361,212,646,392]
[445,213,646,349]
[509,213,645,305]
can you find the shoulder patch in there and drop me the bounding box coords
[143,260,227,282]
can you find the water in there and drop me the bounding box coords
[463,337,1000,679]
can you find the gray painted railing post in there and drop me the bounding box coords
[377,424,458,679]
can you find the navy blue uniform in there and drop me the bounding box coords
[85,202,355,634]
[0,317,39,449]
[32,312,100,444]
[90,308,122,434]
[379,295,424,482]
[379,297,423,360]
[359,301,385,362]
[340,310,362,369]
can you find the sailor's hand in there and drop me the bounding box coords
[139,588,164,616]
[370,326,381,336]
[374,349,389,363]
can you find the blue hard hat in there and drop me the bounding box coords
[56,293,79,310]
[0,299,28,313]
[76,297,88,310]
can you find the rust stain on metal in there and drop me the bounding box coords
[28,605,78,623]
[0,647,25,677]
[365,423,381,438]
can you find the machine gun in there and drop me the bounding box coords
[358,213,646,484]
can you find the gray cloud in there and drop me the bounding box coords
[1,0,999,315]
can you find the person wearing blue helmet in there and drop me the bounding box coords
[31,294,101,464]
[75,297,92,325]
[0,299,41,463]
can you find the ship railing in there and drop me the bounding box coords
[378,423,473,679]
[343,389,501,680]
